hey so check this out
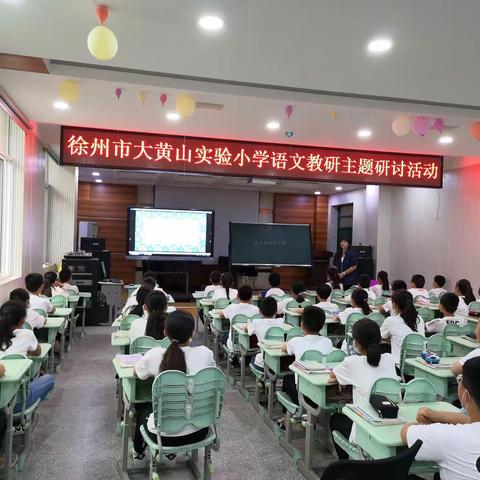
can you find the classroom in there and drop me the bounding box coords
[0,2,480,479]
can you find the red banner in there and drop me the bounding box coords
[60,126,443,188]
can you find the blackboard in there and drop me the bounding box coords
[229,223,312,266]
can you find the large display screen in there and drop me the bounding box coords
[127,207,214,257]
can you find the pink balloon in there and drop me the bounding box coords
[285,104,293,119]
[432,118,444,133]
[412,117,430,136]
[160,94,167,107]
[115,88,122,100]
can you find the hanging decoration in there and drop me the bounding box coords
[115,88,122,100]
[59,80,79,104]
[432,118,444,134]
[391,114,411,137]
[470,121,480,141]
[87,5,118,61]
[160,94,168,107]
[285,105,294,119]
[138,91,146,105]
[412,116,430,136]
[176,93,196,118]
[285,131,294,138]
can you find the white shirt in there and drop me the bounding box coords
[204,284,221,296]
[345,288,376,303]
[380,315,425,364]
[223,303,260,349]
[459,348,480,366]
[370,284,387,298]
[408,288,430,300]
[265,287,285,298]
[407,422,480,480]
[425,315,468,334]
[212,288,238,301]
[122,286,173,314]
[52,285,68,298]
[26,308,46,329]
[338,307,363,325]
[0,329,38,357]
[29,294,54,314]
[429,287,446,297]
[456,297,469,316]
[314,301,339,315]
[62,282,79,295]
[129,313,148,343]
[135,345,215,437]
[248,317,285,368]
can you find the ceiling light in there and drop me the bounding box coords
[266,120,280,130]
[357,128,372,139]
[166,112,180,121]
[95,179,103,183]
[53,100,69,110]
[335,186,343,191]
[438,135,453,145]
[314,191,321,195]
[198,15,224,31]
[92,172,100,177]
[367,37,393,54]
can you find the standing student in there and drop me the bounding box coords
[371,270,390,298]
[337,288,371,325]
[425,292,466,334]
[212,272,238,301]
[455,279,476,316]
[25,273,55,314]
[401,357,480,480]
[221,285,259,350]
[277,281,306,314]
[451,321,480,376]
[264,273,285,298]
[430,275,447,297]
[380,279,407,315]
[129,287,150,317]
[130,291,168,343]
[408,274,430,301]
[44,271,68,297]
[329,318,398,459]
[59,269,79,295]
[380,290,425,364]
[133,311,214,462]
[203,270,222,296]
[326,267,342,292]
[9,288,45,329]
[332,239,358,290]
[315,284,340,315]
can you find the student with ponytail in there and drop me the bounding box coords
[133,311,214,462]
[329,318,397,459]
[212,272,238,301]
[455,278,476,315]
[129,291,169,343]
[327,267,342,291]
[380,290,425,363]
[371,270,390,298]
[337,288,371,325]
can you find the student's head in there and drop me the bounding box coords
[291,282,305,301]
[221,272,233,288]
[260,296,277,318]
[411,274,425,289]
[377,271,390,291]
[25,273,44,294]
[301,306,326,335]
[439,292,460,316]
[9,288,30,309]
[352,318,382,367]
[351,288,371,315]
[433,275,446,289]
[339,238,350,252]
[237,285,253,303]
[455,279,476,304]
[327,267,341,290]
[316,283,332,301]
[58,269,73,283]
[44,271,58,286]
[458,357,480,414]
[391,290,418,332]
[0,301,26,350]
[268,273,281,288]
[141,277,157,292]
[144,291,168,340]
[135,287,150,307]
[160,311,195,373]
[358,274,371,289]
[41,281,52,297]
[143,271,158,283]
[209,270,221,285]
[391,279,407,292]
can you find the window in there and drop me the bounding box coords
[336,203,353,245]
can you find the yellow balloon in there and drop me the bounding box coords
[87,25,118,61]
[176,94,196,118]
[59,80,79,103]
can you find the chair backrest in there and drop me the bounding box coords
[279,294,293,302]
[34,308,47,318]
[230,314,251,349]
[67,289,77,297]
[403,378,437,403]
[468,301,480,313]
[214,298,230,310]
[345,312,365,334]
[320,440,423,480]
[428,295,440,305]
[426,334,451,356]
[270,294,281,302]
[119,314,140,331]
[51,295,67,308]
[367,312,385,327]
[265,326,286,341]
[301,349,347,363]
[331,289,344,299]
[130,336,171,354]
[399,333,425,376]
[206,290,215,299]
[286,326,304,340]
[251,314,263,321]
[417,307,435,323]
[343,288,354,298]
[381,290,392,298]
[23,322,32,331]
[374,296,386,306]
[370,378,403,403]
[151,367,226,436]
[286,299,312,309]
[443,323,475,337]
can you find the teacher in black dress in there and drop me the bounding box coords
[332,238,358,290]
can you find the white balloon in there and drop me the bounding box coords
[392,115,412,137]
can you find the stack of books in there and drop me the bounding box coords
[292,360,330,374]
[115,353,143,367]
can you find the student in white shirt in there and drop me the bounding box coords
[425,292,467,334]
[44,271,68,298]
[401,356,480,480]
[344,274,376,302]
[9,289,46,329]
[59,269,79,295]
[314,283,340,315]
[122,276,156,315]
[246,297,284,370]
[277,281,305,314]
[203,270,222,296]
[129,290,168,343]
[337,288,372,325]
[330,318,398,459]
[408,274,430,301]
[25,273,55,314]
[370,270,390,299]
[455,278,476,316]
[133,311,214,461]
[264,272,285,298]
[451,321,480,375]
[221,285,259,350]
[380,290,425,364]
[212,272,238,301]
[379,279,407,315]
[128,287,150,318]
[429,274,447,298]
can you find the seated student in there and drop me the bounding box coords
[277,281,306,314]
[130,291,168,343]
[129,287,151,318]
[337,288,371,325]
[41,280,52,297]
[130,271,174,303]
[0,302,55,412]
[246,297,284,371]
[426,292,467,335]
[380,290,425,364]
[329,318,398,459]
[327,267,342,292]
[212,272,238,301]
[345,274,376,301]
[314,283,340,315]
[25,273,55,314]
[430,274,447,298]
[455,278,476,316]
[264,273,285,298]
[9,288,45,329]
[451,321,480,376]
[203,270,222,296]
[379,279,407,315]
[122,277,156,315]
[59,269,79,295]
[370,270,390,298]
[44,271,68,297]
[401,357,480,480]
[133,311,214,463]
[408,274,430,301]
[221,285,259,350]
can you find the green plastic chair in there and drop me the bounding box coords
[345,312,365,353]
[343,288,355,298]
[214,298,230,310]
[66,288,78,297]
[206,290,215,299]
[301,349,347,363]
[367,312,385,327]
[140,367,226,480]
[468,301,480,314]
[34,308,47,318]
[251,314,263,321]
[286,326,304,340]
[443,323,476,337]
[331,289,344,300]
[286,299,312,309]
[279,294,293,302]
[130,336,171,354]
[429,295,440,305]
[370,378,402,403]
[381,290,392,298]
[427,334,451,356]
[399,333,426,380]
[23,322,32,331]
[51,295,67,308]
[265,326,286,341]
[374,297,386,306]
[119,314,140,331]
[418,307,435,323]
[370,377,437,404]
